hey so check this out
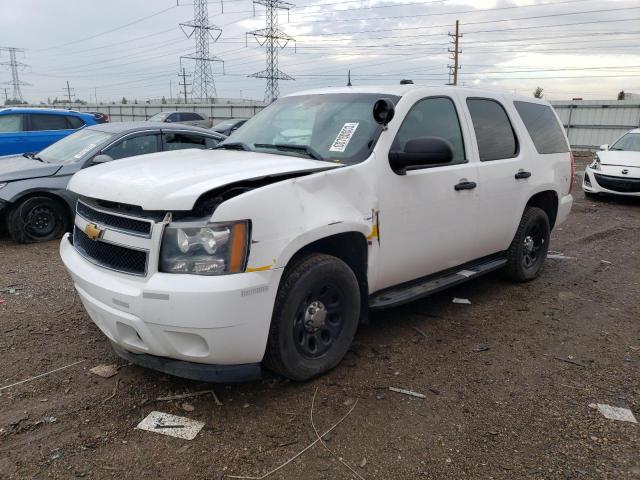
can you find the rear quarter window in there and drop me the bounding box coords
[67,116,86,129]
[514,101,569,154]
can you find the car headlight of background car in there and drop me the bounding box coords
[160,220,250,275]
[589,155,601,171]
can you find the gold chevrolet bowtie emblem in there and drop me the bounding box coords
[84,223,103,241]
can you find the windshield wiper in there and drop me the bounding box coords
[254,143,325,161]
[23,152,45,162]
[214,142,252,151]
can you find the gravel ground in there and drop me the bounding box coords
[0,154,639,479]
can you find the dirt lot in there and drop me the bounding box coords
[1,154,639,479]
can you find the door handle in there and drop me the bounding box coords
[515,170,531,179]
[454,181,477,191]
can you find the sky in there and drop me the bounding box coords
[1,0,639,103]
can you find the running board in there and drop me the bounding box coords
[369,257,508,310]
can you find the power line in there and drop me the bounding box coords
[248,0,295,103]
[0,47,30,102]
[180,0,223,101]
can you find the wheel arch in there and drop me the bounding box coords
[7,189,74,230]
[280,230,370,324]
[525,190,558,229]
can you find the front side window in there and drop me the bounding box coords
[104,134,159,160]
[28,114,69,131]
[514,101,568,154]
[611,133,640,152]
[37,128,113,164]
[0,114,24,132]
[221,93,400,164]
[467,98,518,161]
[392,96,466,165]
[167,113,180,122]
[163,132,208,151]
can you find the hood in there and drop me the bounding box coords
[68,148,341,210]
[0,155,62,182]
[597,150,640,168]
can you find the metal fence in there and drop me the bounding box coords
[25,103,266,125]
[550,99,640,151]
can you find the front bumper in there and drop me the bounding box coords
[583,168,640,197]
[60,234,283,371]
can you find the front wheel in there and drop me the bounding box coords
[264,253,361,381]
[7,196,69,243]
[504,207,550,282]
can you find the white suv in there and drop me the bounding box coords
[60,85,573,382]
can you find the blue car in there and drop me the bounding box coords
[0,108,98,156]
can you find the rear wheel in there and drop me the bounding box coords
[7,196,69,243]
[264,253,361,381]
[504,207,550,282]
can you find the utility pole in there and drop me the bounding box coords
[94,87,98,104]
[180,0,224,103]
[447,20,462,86]
[2,87,8,103]
[178,67,191,104]
[170,80,173,102]
[64,80,74,103]
[247,0,295,103]
[0,47,30,102]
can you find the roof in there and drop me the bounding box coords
[286,84,551,105]
[0,107,95,117]
[86,121,220,134]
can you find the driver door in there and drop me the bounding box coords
[376,95,481,290]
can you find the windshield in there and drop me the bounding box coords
[149,112,169,121]
[37,128,113,164]
[220,93,400,164]
[611,133,640,152]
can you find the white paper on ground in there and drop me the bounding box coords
[452,297,472,304]
[589,403,637,423]
[547,254,576,260]
[457,270,476,278]
[136,411,205,440]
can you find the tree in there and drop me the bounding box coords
[617,90,626,100]
[121,97,128,104]
[533,86,544,99]
[161,96,167,104]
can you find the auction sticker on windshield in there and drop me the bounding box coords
[330,123,359,152]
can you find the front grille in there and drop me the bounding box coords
[594,173,640,193]
[73,227,148,275]
[77,201,152,236]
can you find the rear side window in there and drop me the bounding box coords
[514,101,569,154]
[163,132,208,151]
[466,98,518,161]
[0,114,24,132]
[29,114,69,131]
[67,116,86,129]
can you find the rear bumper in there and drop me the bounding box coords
[60,233,283,370]
[556,193,573,226]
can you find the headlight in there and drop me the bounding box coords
[590,155,601,171]
[0,182,7,190]
[160,220,250,275]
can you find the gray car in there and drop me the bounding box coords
[147,111,212,128]
[0,122,225,243]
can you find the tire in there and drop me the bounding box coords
[504,207,550,282]
[7,196,69,244]
[264,253,361,381]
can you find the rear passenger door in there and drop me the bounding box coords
[0,113,27,155]
[27,113,74,152]
[463,97,532,256]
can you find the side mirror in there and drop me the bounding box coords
[599,144,609,151]
[373,98,395,125]
[389,137,454,175]
[92,154,113,164]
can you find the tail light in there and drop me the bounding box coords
[103,113,110,123]
[569,151,575,194]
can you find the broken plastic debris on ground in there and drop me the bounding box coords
[89,364,119,378]
[590,403,638,424]
[452,297,471,304]
[136,411,205,440]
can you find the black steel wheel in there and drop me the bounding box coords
[265,253,361,381]
[504,207,550,282]
[7,196,69,244]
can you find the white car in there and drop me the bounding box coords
[583,129,640,197]
[60,85,573,382]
